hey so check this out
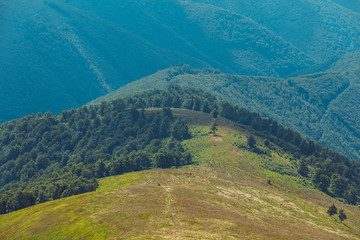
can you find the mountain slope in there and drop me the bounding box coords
[332,0,360,13]
[0,91,196,215]
[193,0,360,63]
[2,86,360,213]
[62,0,314,76]
[326,52,360,73]
[0,0,208,123]
[89,67,360,161]
[1,110,359,239]
[3,0,360,122]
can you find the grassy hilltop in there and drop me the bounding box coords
[1,109,360,239]
[89,66,360,161]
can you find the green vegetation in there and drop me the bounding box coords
[298,160,309,177]
[1,86,360,216]
[331,0,360,13]
[2,0,360,124]
[92,86,360,205]
[327,204,338,216]
[1,109,360,239]
[339,209,347,222]
[0,97,191,214]
[196,0,360,63]
[247,135,257,149]
[210,121,217,135]
[91,66,360,161]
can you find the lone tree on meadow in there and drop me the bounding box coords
[338,209,347,222]
[327,204,337,216]
[210,109,218,118]
[210,121,218,135]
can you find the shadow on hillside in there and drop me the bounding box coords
[342,222,351,229]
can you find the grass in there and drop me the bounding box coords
[1,109,360,239]
[98,171,144,191]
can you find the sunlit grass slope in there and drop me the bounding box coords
[1,110,360,239]
[89,67,360,161]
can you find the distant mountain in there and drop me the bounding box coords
[2,0,359,122]
[89,67,360,161]
[61,0,314,77]
[193,0,360,64]
[326,52,360,73]
[332,0,360,13]
[0,0,208,123]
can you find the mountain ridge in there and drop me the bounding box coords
[2,0,360,122]
[88,67,360,161]
[1,108,360,239]
[2,86,360,215]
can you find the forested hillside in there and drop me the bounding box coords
[0,94,192,214]
[193,0,360,63]
[1,0,360,237]
[1,0,360,122]
[91,67,360,161]
[1,87,360,215]
[332,0,360,13]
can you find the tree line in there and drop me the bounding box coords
[120,85,360,205]
[0,85,359,214]
[0,98,192,214]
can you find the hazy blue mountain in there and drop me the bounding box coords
[332,0,360,13]
[193,0,360,64]
[325,52,360,73]
[89,67,360,161]
[62,0,313,76]
[1,0,360,123]
[0,0,208,122]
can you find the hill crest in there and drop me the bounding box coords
[1,109,360,239]
[88,67,360,161]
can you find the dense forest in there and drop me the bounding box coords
[0,96,192,214]
[100,86,360,205]
[1,86,359,214]
[93,66,360,161]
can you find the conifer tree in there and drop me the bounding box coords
[210,121,218,135]
[338,209,347,222]
[327,204,337,216]
[211,109,218,118]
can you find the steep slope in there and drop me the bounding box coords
[326,52,360,73]
[0,93,194,215]
[0,0,208,123]
[5,0,360,122]
[193,0,360,63]
[332,0,360,13]
[1,110,360,239]
[89,67,360,161]
[2,86,360,214]
[63,0,313,76]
